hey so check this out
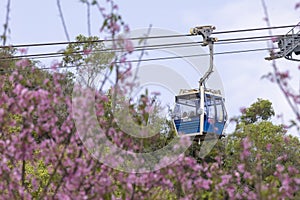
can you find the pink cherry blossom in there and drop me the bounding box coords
[83,48,92,55]
[124,38,134,53]
[18,48,28,54]
[16,59,30,68]
[0,1,299,199]
[237,164,245,173]
[266,143,272,151]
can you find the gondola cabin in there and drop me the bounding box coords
[172,86,227,138]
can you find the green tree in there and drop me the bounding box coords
[240,98,275,125]
[63,34,114,88]
[224,99,300,196]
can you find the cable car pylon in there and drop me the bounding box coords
[265,22,300,61]
[172,26,227,143]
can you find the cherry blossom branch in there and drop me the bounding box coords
[261,0,300,131]
[132,24,152,82]
[21,160,26,188]
[38,133,72,199]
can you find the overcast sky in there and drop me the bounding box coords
[1,0,299,135]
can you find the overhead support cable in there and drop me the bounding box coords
[0,47,275,67]
[212,24,299,34]
[0,24,297,49]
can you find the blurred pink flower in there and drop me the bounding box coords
[242,137,251,149]
[208,118,215,124]
[16,59,30,68]
[294,178,300,184]
[276,164,285,173]
[266,143,272,151]
[145,105,154,113]
[111,22,120,33]
[124,24,130,32]
[237,164,245,173]
[83,48,92,55]
[243,171,252,179]
[219,174,232,187]
[120,56,126,63]
[98,6,105,12]
[271,37,278,43]
[113,4,118,10]
[288,166,299,174]
[240,137,252,160]
[239,107,246,114]
[226,186,235,198]
[18,48,28,54]
[124,38,134,53]
[151,91,161,96]
[201,179,212,190]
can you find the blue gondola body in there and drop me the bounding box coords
[173,88,227,137]
[174,116,200,135]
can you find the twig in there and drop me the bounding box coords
[127,24,152,98]
[21,160,26,188]
[130,184,136,200]
[1,0,11,46]
[133,24,152,82]
[56,0,70,41]
[87,1,91,36]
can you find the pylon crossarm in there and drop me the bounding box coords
[265,23,300,61]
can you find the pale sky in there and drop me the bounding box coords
[1,0,300,135]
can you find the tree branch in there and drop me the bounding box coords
[56,0,70,41]
[1,0,11,46]
[87,1,91,36]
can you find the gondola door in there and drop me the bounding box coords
[203,92,227,136]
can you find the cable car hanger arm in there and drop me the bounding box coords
[190,25,218,87]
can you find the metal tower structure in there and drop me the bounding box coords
[265,22,300,61]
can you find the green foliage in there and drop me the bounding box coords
[241,98,275,125]
[24,160,51,199]
[184,98,300,198]
[7,113,22,134]
[63,34,114,87]
[186,138,226,163]
[0,47,17,74]
[63,35,107,66]
[224,98,300,196]
[63,34,112,67]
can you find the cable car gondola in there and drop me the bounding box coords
[173,87,227,138]
[172,26,227,140]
